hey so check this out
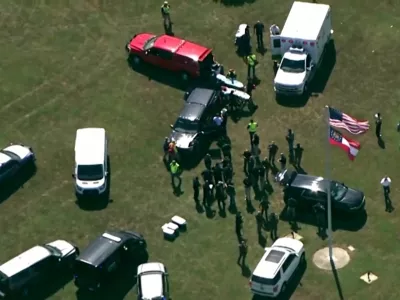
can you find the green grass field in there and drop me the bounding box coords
[1,0,400,299]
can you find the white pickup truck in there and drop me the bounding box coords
[270,1,334,96]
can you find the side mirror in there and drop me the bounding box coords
[170,124,174,129]
[105,171,108,177]
[72,173,75,179]
[200,131,205,135]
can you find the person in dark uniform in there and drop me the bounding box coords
[243,176,253,206]
[203,180,213,208]
[268,141,278,164]
[259,198,269,220]
[269,212,279,241]
[163,137,170,162]
[252,133,260,155]
[235,212,244,241]
[237,240,248,266]
[246,78,256,97]
[375,113,382,139]
[313,203,326,237]
[294,143,304,167]
[253,21,265,50]
[255,211,264,235]
[226,179,236,210]
[223,162,234,183]
[242,149,252,175]
[213,163,224,183]
[201,168,214,184]
[287,197,298,229]
[204,153,212,170]
[261,157,270,181]
[216,181,226,212]
[258,165,266,192]
[221,142,232,162]
[286,129,295,163]
[278,153,287,170]
[192,176,201,205]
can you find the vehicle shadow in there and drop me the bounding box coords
[275,93,310,108]
[127,57,188,91]
[219,0,256,6]
[75,156,112,211]
[30,273,73,300]
[252,261,307,300]
[0,163,37,204]
[279,207,367,232]
[179,139,213,170]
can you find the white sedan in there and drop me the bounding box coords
[0,143,36,184]
[137,262,169,300]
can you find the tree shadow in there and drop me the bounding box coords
[252,260,307,300]
[75,156,112,211]
[279,207,367,232]
[0,163,37,204]
[219,0,256,6]
[127,57,188,91]
[331,260,345,300]
[30,273,73,300]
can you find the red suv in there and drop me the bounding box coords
[126,33,217,81]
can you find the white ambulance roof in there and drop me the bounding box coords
[75,128,106,166]
[281,1,330,41]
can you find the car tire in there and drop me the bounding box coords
[181,72,190,82]
[130,55,141,65]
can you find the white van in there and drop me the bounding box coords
[73,128,108,198]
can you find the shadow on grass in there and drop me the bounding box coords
[30,273,73,300]
[275,40,336,108]
[252,261,307,300]
[219,0,256,6]
[127,57,188,91]
[0,163,37,204]
[75,268,138,300]
[279,207,367,232]
[75,156,112,211]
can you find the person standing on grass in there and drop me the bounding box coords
[278,153,287,170]
[161,1,172,27]
[246,53,258,79]
[268,141,278,165]
[237,239,248,266]
[169,160,181,190]
[216,181,226,212]
[253,21,265,50]
[255,211,264,236]
[294,143,304,167]
[313,202,326,237]
[269,212,279,241]
[226,179,236,210]
[375,113,382,139]
[258,165,266,192]
[287,197,298,230]
[192,176,201,205]
[243,176,252,206]
[213,162,224,183]
[252,133,260,156]
[163,137,170,162]
[203,180,212,208]
[242,149,252,175]
[380,176,391,196]
[286,129,295,163]
[235,212,244,241]
[247,119,258,146]
[261,157,270,180]
[204,153,212,170]
[259,197,269,220]
[201,168,213,184]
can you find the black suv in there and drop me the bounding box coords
[169,88,223,153]
[279,170,365,213]
[74,231,147,292]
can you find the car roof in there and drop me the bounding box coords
[154,35,211,61]
[0,246,50,277]
[253,248,288,279]
[179,103,206,122]
[138,262,166,275]
[290,173,329,192]
[75,128,106,165]
[139,271,163,299]
[76,231,129,267]
[186,88,215,106]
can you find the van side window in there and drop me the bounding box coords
[10,269,31,288]
[282,254,296,272]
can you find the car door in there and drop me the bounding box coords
[281,254,297,282]
[156,49,175,71]
[145,48,163,66]
[300,190,323,208]
[0,160,19,181]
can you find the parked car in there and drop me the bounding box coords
[0,143,35,184]
[169,88,223,153]
[73,128,108,199]
[278,169,365,213]
[137,262,169,300]
[74,231,147,292]
[126,33,219,81]
[0,240,79,298]
[250,237,305,298]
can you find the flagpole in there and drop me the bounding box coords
[325,105,333,262]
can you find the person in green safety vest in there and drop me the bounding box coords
[161,1,172,28]
[169,160,181,192]
[246,53,258,79]
[247,119,258,146]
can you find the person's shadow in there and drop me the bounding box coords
[241,264,251,278]
[385,194,394,212]
[258,234,266,248]
[246,201,255,214]
[378,137,385,149]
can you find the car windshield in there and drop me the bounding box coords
[77,164,104,181]
[43,245,62,257]
[280,58,305,73]
[173,118,199,133]
[143,36,158,51]
[331,182,348,201]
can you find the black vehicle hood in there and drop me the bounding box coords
[340,188,364,208]
[170,131,197,149]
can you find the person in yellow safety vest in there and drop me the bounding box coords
[247,119,258,146]
[169,160,181,192]
[246,53,258,79]
[226,68,237,83]
[161,1,171,27]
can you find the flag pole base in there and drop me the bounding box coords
[312,247,350,270]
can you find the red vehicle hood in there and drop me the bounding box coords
[129,33,156,51]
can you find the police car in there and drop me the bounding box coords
[0,143,36,184]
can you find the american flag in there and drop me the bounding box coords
[328,107,370,135]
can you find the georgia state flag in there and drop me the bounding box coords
[329,127,361,160]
